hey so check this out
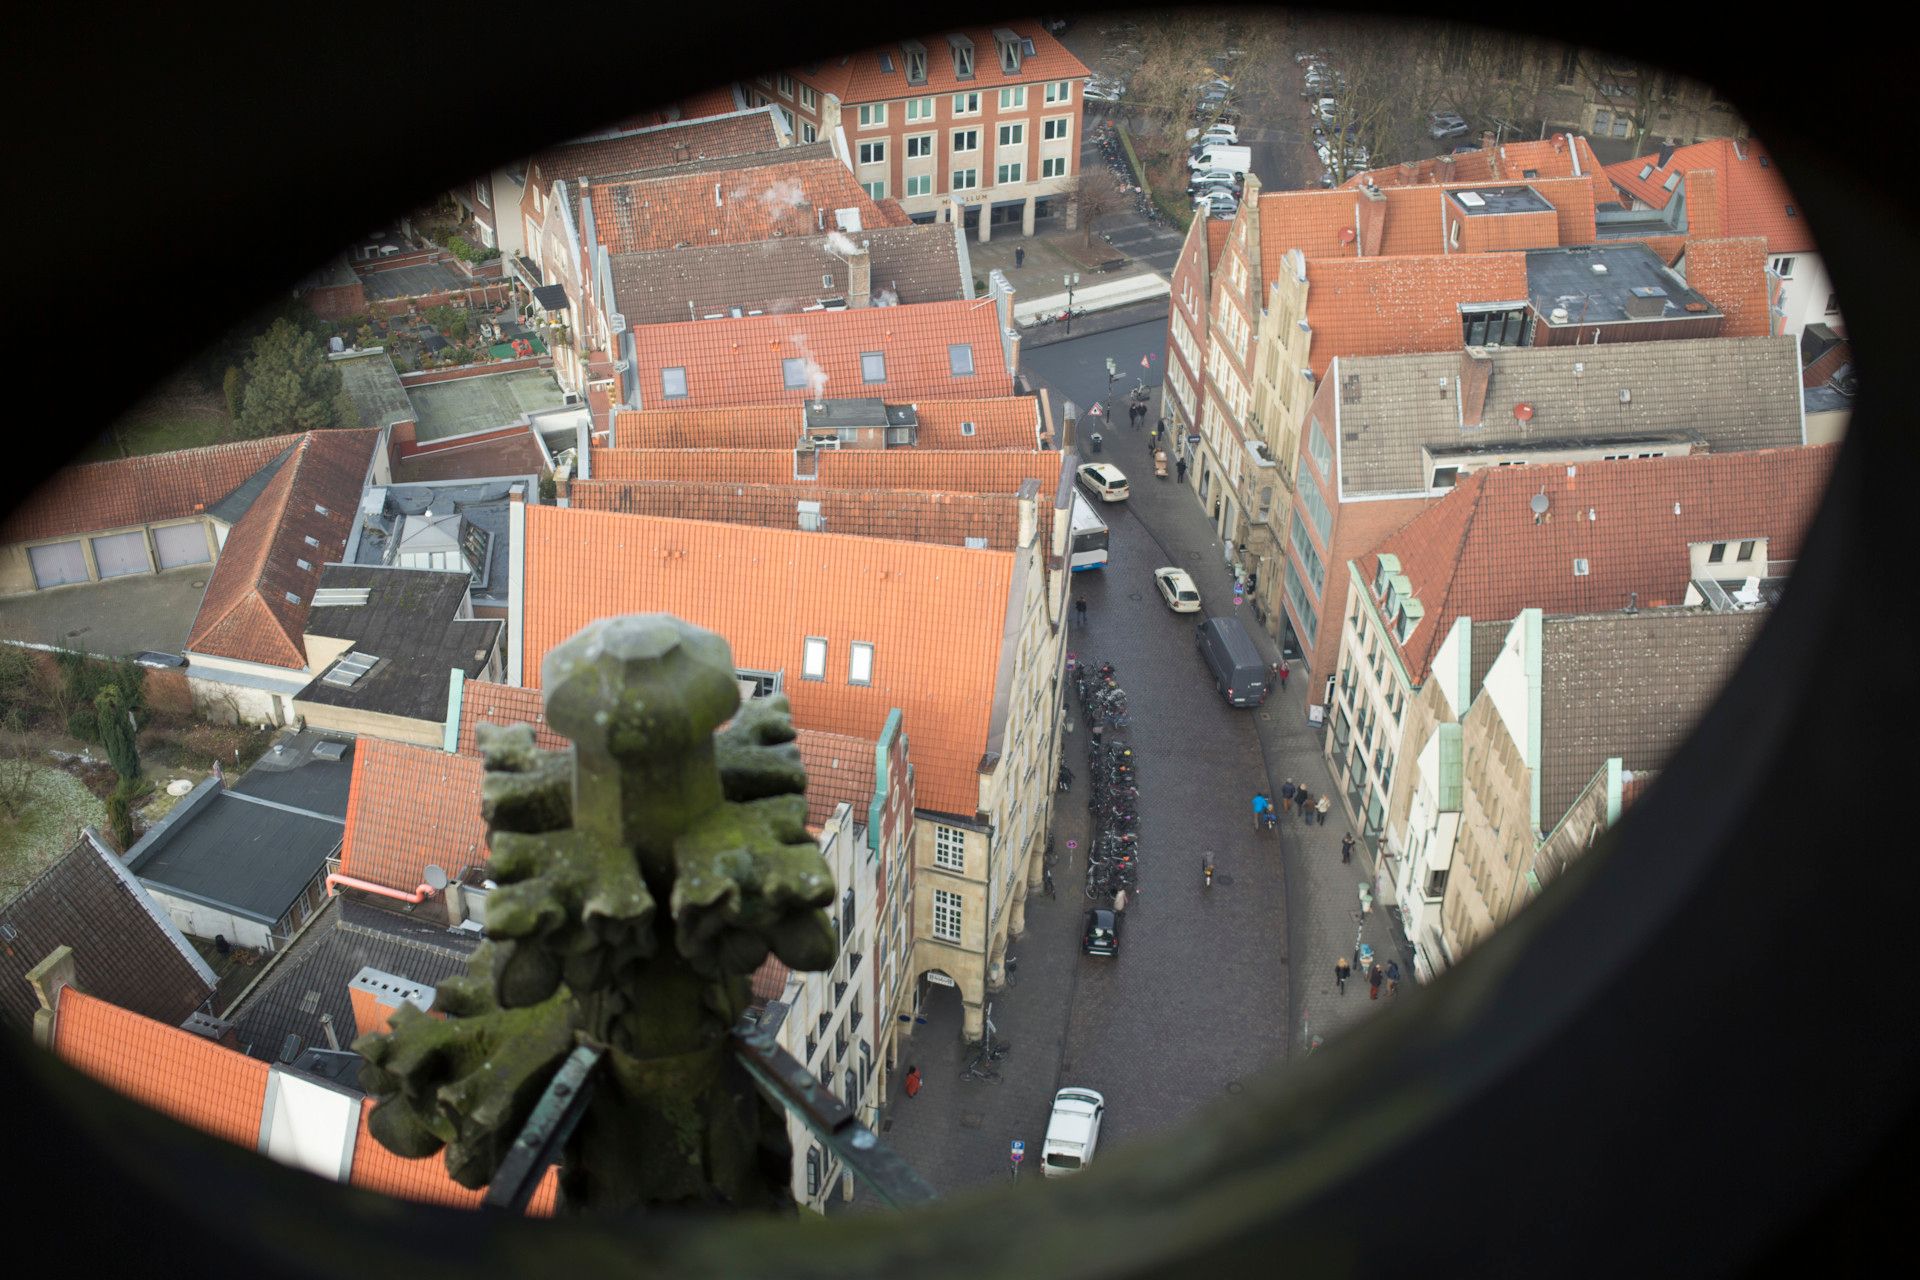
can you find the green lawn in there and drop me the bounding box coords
[0,765,108,907]
[77,413,233,463]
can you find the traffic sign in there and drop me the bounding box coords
[1088,402,1104,417]
[1010,1140,1025,1163]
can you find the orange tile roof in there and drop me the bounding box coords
[1304,254,1530,376]
[629,299,1011,409]
[340,739,489,893]
[750,956,792,1003]
[522,504,1013,813]
[185,429,379,669]
[57,988,557,1213]
[611,396,1040,450]
[590,446,1063,494]
[569,479,1025,550]
[2,433,301,543]
[587,155,907,255]
[1605,138,1816,253]
[1360,445,1839,681]
[1375,186,1446,257]
[1256,189,1364,280]
[529,111,781,195]
[797,22,1089,104]
[1276,177,1597,279]
[1205,220,1232,271]
[451,679,886,831]
[1675,237,1772,338]
[1346,134,1603,194]
[55,987,269,1149]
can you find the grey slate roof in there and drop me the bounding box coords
[1525,244,1719,327]
[1535,608,1766,833]
[206,445,297,525]
[125,786,343,923]
[608,222,963,325]
[348,480,519,607]
[224,895,481,1063]
[1334,335,1805,497]
[229,730,357,819]
[296,565,501,722]
[335,351,414,430]
[0,832,216,1035]
[1468,618,1508,691]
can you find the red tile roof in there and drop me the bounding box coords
[522,505,1014,813]
[452,681,891,834]
[185,429,379,669]
[340,739,489,893]
[1346,135,1607,199]
[1359,445,1839,681]
[1304,254,1530,376]
[569,479,1025,550]
[587,155,907,255]
[628,299,1011,408]
[2,434,301,543]
[55,988,557,1213]
[1604,138,1817,253]
[612,396,1041,450]
[590,446,1063,494]
[1205,220,1232,271]
[529,111,782,196]
[797,22,1090,104]
[55,987,268,1149]
[1674,237,1772,339]
[750,956,792,1003]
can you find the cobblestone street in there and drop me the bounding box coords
[849,320,1413,1207]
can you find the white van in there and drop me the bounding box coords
[1187,143,1251,175]
[1042,1087,1106,1177]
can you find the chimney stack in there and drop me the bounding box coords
[1458,347,1495,428]
[26,945,79,1050]
[848,242,873,308]
[1435,154,1457,184]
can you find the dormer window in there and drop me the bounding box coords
[1000,39,1021,74]
[1663,171,1683,192]
[948,34,974,79]
[902,40,928,86]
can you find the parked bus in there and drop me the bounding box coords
[1069,490,1110,571]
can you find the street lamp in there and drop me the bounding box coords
[1064,273,1079,335]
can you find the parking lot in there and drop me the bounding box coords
[0,566,210,659]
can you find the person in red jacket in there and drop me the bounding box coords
[904,1064,922,1098]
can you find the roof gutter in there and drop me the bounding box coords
[326,872,436,904]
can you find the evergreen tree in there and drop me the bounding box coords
[236,318,343,437]
[95,685,139,782]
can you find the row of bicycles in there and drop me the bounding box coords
[1064,653,1142,904]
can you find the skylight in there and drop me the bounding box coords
[321,651,380,689]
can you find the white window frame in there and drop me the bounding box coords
[859,140,886,166]
[1042,116,1070,141]
[800,84,816,110]
[934,826,966,871]
[905,173,932,197]
[905,95,935,122]
[858,103,887,128]
[952,91,980,116]
[849,641,874,685]
[474,178,489,209]
[861,351,886,382]
[1041,155,1067,178]
[996,161,1023,184]
[803,636,828,680]
[997,122,1024,147]
[906,133,933,158]
[802,123,818,143]
[952,127,979,153]
[1044,79,1071,104]
[999,86,1026,110]
[951,168,978,191]
[661,366,688,399]
[862,179,886,200]
[933,889,963,941]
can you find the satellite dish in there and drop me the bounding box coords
[1514,402,1535,421]
[1530,492,1551,516]
[423,864,449,891]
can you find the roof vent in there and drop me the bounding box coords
[1550,307,1569,324]
[1619,388,1632,404]
[1589,262,1609,274]
[1457,191,1486,208]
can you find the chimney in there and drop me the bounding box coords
[26,945,79,1050]
[1396,160,1417,187]
[319,1012,341,1051]
[1480,130,1496,154]
[1624,292,1668,320]
[1435,154,1457,184]
[444,880,467,927]
[848,241,873,309]
[1356,184,1388,257]
[1458,348,1494,427]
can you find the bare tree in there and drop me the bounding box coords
[1069,169,1131,245]
[1300,17,1436,183]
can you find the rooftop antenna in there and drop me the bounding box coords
[1625,591,1639,614]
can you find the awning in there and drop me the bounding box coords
[533,284,570,312]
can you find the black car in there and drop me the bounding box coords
[1083,908,1120,957]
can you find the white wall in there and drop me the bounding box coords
[1482,614,1536,773]
[1773,252,1843,340]
[147,889,271,952]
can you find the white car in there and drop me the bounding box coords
[1153,567,1202,613]
[1042,1087,1106,1177]
[1186,124,1239,146]
[1078,462,1130,503]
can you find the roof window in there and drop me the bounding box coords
[1638,164,1653,180]
[948,34,974,79]
[861,351,886,383]
[296,558,312,572]
[662,366,688,399]
[902,40,928,86]
[321,651,380,689]
[1785,205,1797,218]
[802,636,828,680]
[1662,172,1682,192]
[879,52,895,73]
[284,591,302,604]
[1573,558,1590,576]
[848,641,874,686]
[314,503,330,516]
[303,535,320,548]
[960,421,976,436]
[948,343,975,376]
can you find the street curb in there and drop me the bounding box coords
[1021,301,1169,349]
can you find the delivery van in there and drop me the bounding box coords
[1187,144,1252,175]
[1196,616,1269,707]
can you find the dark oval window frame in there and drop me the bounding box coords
[4,4,1912,1274]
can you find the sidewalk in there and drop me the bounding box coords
[967,227,1169,329]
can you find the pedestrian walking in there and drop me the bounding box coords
[1148,430,1157,455]
[1281,778,1297,813]
[1278,659,1291,688]
[905,1064,922,1098]
[1341,831,1355,863]
[1296,786,1313,821]
[1113,887,1129,914]
[1156,417,1165,438]
[1368,963,1384,1000]
[1386,960,1401,996]
[1074,598,1087,628]
[1015,246,1025,269]
[1176,457,1188,483]
[1316,793,1331,825]
[1335,956,1351,995]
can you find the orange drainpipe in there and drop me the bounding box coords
[326,873,436,904]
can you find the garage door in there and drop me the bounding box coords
[28,540,89,588]
[90,531,151,579]
[153,522,211,570]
